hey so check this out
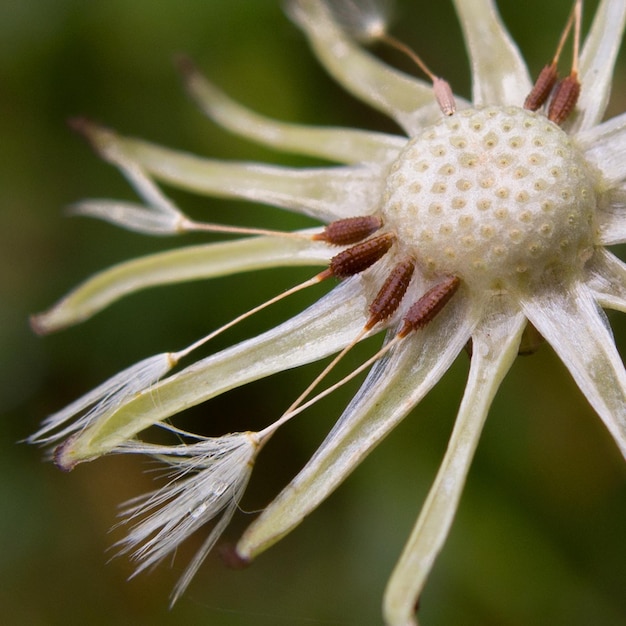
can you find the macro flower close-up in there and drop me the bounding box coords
[22,0,626,624]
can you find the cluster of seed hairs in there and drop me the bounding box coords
[293,0,585,397]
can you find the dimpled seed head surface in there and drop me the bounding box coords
[382,106,598,289]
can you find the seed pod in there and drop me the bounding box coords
[399,276,460,337]
[366,258,416,329]
[524,63,558,111]
[313,215,383,245]
[329,233,395,278]
[548,73,580,125]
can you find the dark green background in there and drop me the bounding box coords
[3,1,626,624]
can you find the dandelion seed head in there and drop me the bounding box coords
[31,0,626,623]
[383,106,597,289]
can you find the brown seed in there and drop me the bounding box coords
[313,215,383,245]
[548,72,580,125]
[524,63,559,111]
[329,233,395,278]
[399,276,461,337]
[366,258,416,329]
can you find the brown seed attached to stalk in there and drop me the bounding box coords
[398,276,461,337]
[313,215,383,245]
[275,255,410,426]
[548,0,582,125]
[524,0,580,114]
[366,258,416,329]
[548,73,581,125]
[324,233,395,279]
[524,63,558,111]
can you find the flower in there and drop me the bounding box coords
[30,0,626,624]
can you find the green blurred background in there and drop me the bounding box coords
[3,1,626,624]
